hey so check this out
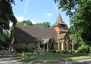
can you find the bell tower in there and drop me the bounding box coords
[53,13,68,33]
[53,13,69,51]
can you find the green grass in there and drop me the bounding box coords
[17,52,91,62]
[68,56,91,60]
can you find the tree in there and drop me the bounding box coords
[17,20,33,25]
[34,22,50,28]
[69,26,83,50]
[0,0,17,50]
[0,0,18,50]
[17,20,50,28]
[0,30,10,49]
[54,0,91,45]
[0,0,17,32]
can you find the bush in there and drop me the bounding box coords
[16,47,28,53]
[49,50,56,53]
[16,43,37,53]
[89,46,91,53]
[61,50,69,54]
[77,44,89,53]
[56,50,60,53]
[68,50,75,54]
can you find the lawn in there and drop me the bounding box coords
[17,52,91,62]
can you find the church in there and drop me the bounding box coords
[14,13,71,52]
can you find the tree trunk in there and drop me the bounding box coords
[9,25,15,51]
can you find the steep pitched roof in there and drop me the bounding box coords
[14,26,37,43]
[53,13,65,27]
[14,25,57,43]
[14,25,68,43]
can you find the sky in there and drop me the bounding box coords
[12,0,70,26]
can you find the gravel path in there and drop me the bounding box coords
[32,59,91,64]
[0,58,91,64]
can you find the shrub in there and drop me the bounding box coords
[77,44,89,53]
[49,50,56,53]
[16,47,27,53]
[68,50,75,54]
[61,50,69,54]
[89,46,91,53]
[56,50,60,53]
[16,43,37,53]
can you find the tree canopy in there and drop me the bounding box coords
[34,22,50,28]
[54,0,91,45]
[17,20,50,28]
[0,0,18,48]
[0,0,17,33]
[17,20,33,25]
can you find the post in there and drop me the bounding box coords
[9,26,15,51]
[43,44,45,60]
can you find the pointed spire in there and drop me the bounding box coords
[53,13,65,27]
[56,13,64,24]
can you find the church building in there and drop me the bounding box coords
[14,13,71,52]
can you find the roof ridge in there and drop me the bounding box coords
[16,25,52,29]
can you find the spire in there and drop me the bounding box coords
[56,13,64,24]
[53,13,65,27]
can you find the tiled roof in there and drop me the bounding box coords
[14,25,57,43]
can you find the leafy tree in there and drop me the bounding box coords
[54,0,91,45]
[0,0,17,50]
[0,30,10,49]
[34,22,50,28]
[0,0,17,39]
[69,26,83,50]
[0,0,17,33]
[17,20,33,25]
[17,20,50,28]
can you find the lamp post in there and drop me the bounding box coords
[40,38,49,60]
[41,39,46,60]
